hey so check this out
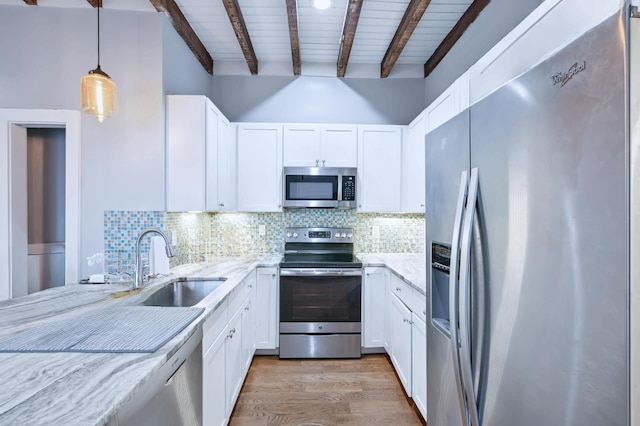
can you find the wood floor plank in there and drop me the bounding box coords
[230,354,424,426]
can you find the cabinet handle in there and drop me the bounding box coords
[245,306,250,311]
[396,287,402,292]
[316,159,319,166]
[248,284,253,288]
[366,273,370,277]
[420,203,425,207]
[272,274,276,278]
[219,203,225,207]
[322,160,325,166]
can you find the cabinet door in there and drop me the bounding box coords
[225,308,243,417]
[212,118,236,212]
[255,267,278,349]
[320,125,357,167]
[390,293,412,396]
[205,102,220,212]
[357,126,402,212]
[166,95,207,212]
[412,313,427,419]
[384,272,392,353]
[203,328,227,426]
[237,124,283,212]
[241,296,255,374]
[363,267,387,348]
[402,113,426,213]
[283,124,321,167]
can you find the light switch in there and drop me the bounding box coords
[259,224,266,236]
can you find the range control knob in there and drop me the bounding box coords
[347,233,353,238]
[341,232,347,238]
[286,232,292,238]
[292,232,299,238]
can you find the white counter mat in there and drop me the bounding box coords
[0,306,203,353]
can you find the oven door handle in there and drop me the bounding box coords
[279,268,363,277]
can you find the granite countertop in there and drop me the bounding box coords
[0,252,424,426]
[0,255,280,426]
[358,253,427,294]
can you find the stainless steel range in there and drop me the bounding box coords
[279,227,362,359]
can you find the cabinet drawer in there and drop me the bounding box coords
[203,303,227,353]
[228,272,254,316]
[390,273,412,307]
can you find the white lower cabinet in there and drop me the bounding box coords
[255,267,278,350]
[202,271,257,426]
[225,307,243,416]
[411,313,427,419]
[362,267,387,348]
[203,326,228,426]
[390,293,413,396]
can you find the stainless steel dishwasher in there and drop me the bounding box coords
[112,327,203,426]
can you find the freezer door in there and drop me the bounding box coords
[470,11,627,426]
[425,110,470,426]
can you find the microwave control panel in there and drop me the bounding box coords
[342,176,356,201]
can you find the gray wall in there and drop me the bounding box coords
[211,75,426,125]
[0,6,207,278]
[424,0,545,105]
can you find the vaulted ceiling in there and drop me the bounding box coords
[19,0,490,78]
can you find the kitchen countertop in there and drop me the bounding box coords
[0,252,424,426]
[0,256,280,426]
[358,253,426,294]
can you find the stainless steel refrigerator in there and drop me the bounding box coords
[425,8,629,426]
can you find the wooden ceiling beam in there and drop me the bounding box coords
[221,0,258,75]
[149,0,214,74]
[86,0,102,7]
[424,0,490,77]
[23,0,37,5]
[337,0,363,78]
[380,0,431,78]
[285,0,301,76]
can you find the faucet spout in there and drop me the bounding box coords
[134,228,176,289]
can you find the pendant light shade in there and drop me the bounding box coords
[81,5,117,123]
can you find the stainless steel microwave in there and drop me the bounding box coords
[283,167,357,209]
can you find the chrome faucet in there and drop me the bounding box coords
[134,228,176,289]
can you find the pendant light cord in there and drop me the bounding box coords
[97,4,101,68]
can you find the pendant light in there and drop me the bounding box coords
[81,4,117,123]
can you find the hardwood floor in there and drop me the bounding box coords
[228,354,425,426]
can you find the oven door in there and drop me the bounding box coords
[279,268,362,333]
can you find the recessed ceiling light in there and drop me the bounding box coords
[313,0,331,10]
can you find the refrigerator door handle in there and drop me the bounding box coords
[459,167,481,426]
[449,170,469,424]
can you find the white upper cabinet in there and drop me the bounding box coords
[166,95,208,212]
[402,112,426,213]
[425,74,469,134]
[209,118,236,212]
[166,95,231,212]
[357,125,402,212]
[236,123,283,212]
[283,124,357,168]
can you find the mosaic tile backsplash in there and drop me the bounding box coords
[104,210,425,271]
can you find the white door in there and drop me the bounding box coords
[9,124,28,298]
[0,109,80,301]
[362,267,387,348]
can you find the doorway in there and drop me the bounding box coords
[26,128,66,293]
[0,109,80,301]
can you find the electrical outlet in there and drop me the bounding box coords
[259,224,266,236]
[171,230,177,247]
[372,226,380,239]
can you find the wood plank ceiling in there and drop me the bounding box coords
[20,0,489,78]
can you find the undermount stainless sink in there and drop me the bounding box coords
[141,278,227,307]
